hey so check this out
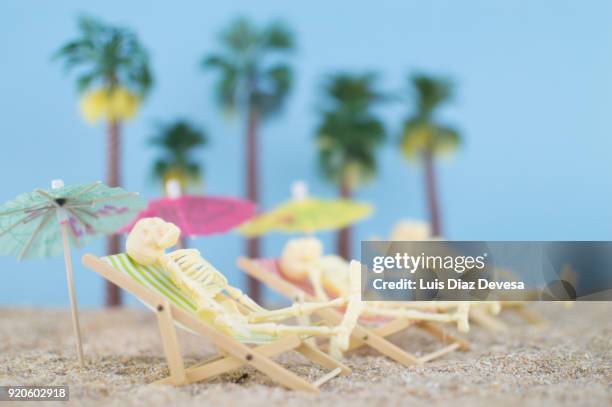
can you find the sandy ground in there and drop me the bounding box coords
[0,303,610,407]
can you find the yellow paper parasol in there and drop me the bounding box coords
[239,182,373,237]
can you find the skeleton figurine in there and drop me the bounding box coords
[279,237,490,333]
[126,218,362,355]
[388,219,433,241]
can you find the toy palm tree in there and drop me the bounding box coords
[150,120,208,195]
[55,16,153,306]
[400,74,460,237]
[315,73,386,259]
[202,17,294,301]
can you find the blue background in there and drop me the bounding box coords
[1,1,611,307]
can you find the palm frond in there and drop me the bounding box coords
[76,70,99,92]
[433,125,461,154]
[201,55,230,70]
[202,17,294,120]
[267,64,292,95]
[400,120,461,159]
[315,74,386,187]
[54,15,153,97]
[221,17,259,53]
[322,73,384,112]
[150,120,208,182]
[184,162,202,179]
[153,160,170,180]
[257,64,293,116]
[411,74,453,118]
[53,39,95,69]
[262,21,294,50]
[400,120,430,159]
[202,54,240,110]
[400,73,461,159]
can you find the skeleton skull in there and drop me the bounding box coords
[279,237,323,281]
[126,217,181,265]
[319,255,351,297]
[389,220,432,241]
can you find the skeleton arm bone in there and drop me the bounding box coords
[224,285,267,313]
[333,261,364,350]
[307,264,329,301]
[361,303,470,333]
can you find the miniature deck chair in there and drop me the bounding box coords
[238,257,470,367]
[82,253,351,393]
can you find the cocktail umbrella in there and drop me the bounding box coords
[238,181,373,237]
[0,180,146,366]
[121,180,255,237]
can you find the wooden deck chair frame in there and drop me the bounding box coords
[237,257,470,367]
[82,254,351,394]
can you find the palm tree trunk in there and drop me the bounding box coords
[246,105,262,302]
[105,119,122,307]
[337,175,352,259]
[423,149,442,237]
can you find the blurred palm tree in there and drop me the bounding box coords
[150,120,208,195]
[202,17,294,301]
[54,16,152,306]
[400,74,460,237]
[316,73,386,259]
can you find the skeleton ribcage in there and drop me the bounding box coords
[162,249,228,307]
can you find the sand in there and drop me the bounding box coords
[0,303,610,406]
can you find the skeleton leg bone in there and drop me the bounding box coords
[362,303,470,333]
[247,297,346,323]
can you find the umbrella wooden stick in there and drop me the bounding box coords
[60,222,85,367]
[51,180,84,367]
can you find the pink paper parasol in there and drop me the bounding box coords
[121,195,255,237]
